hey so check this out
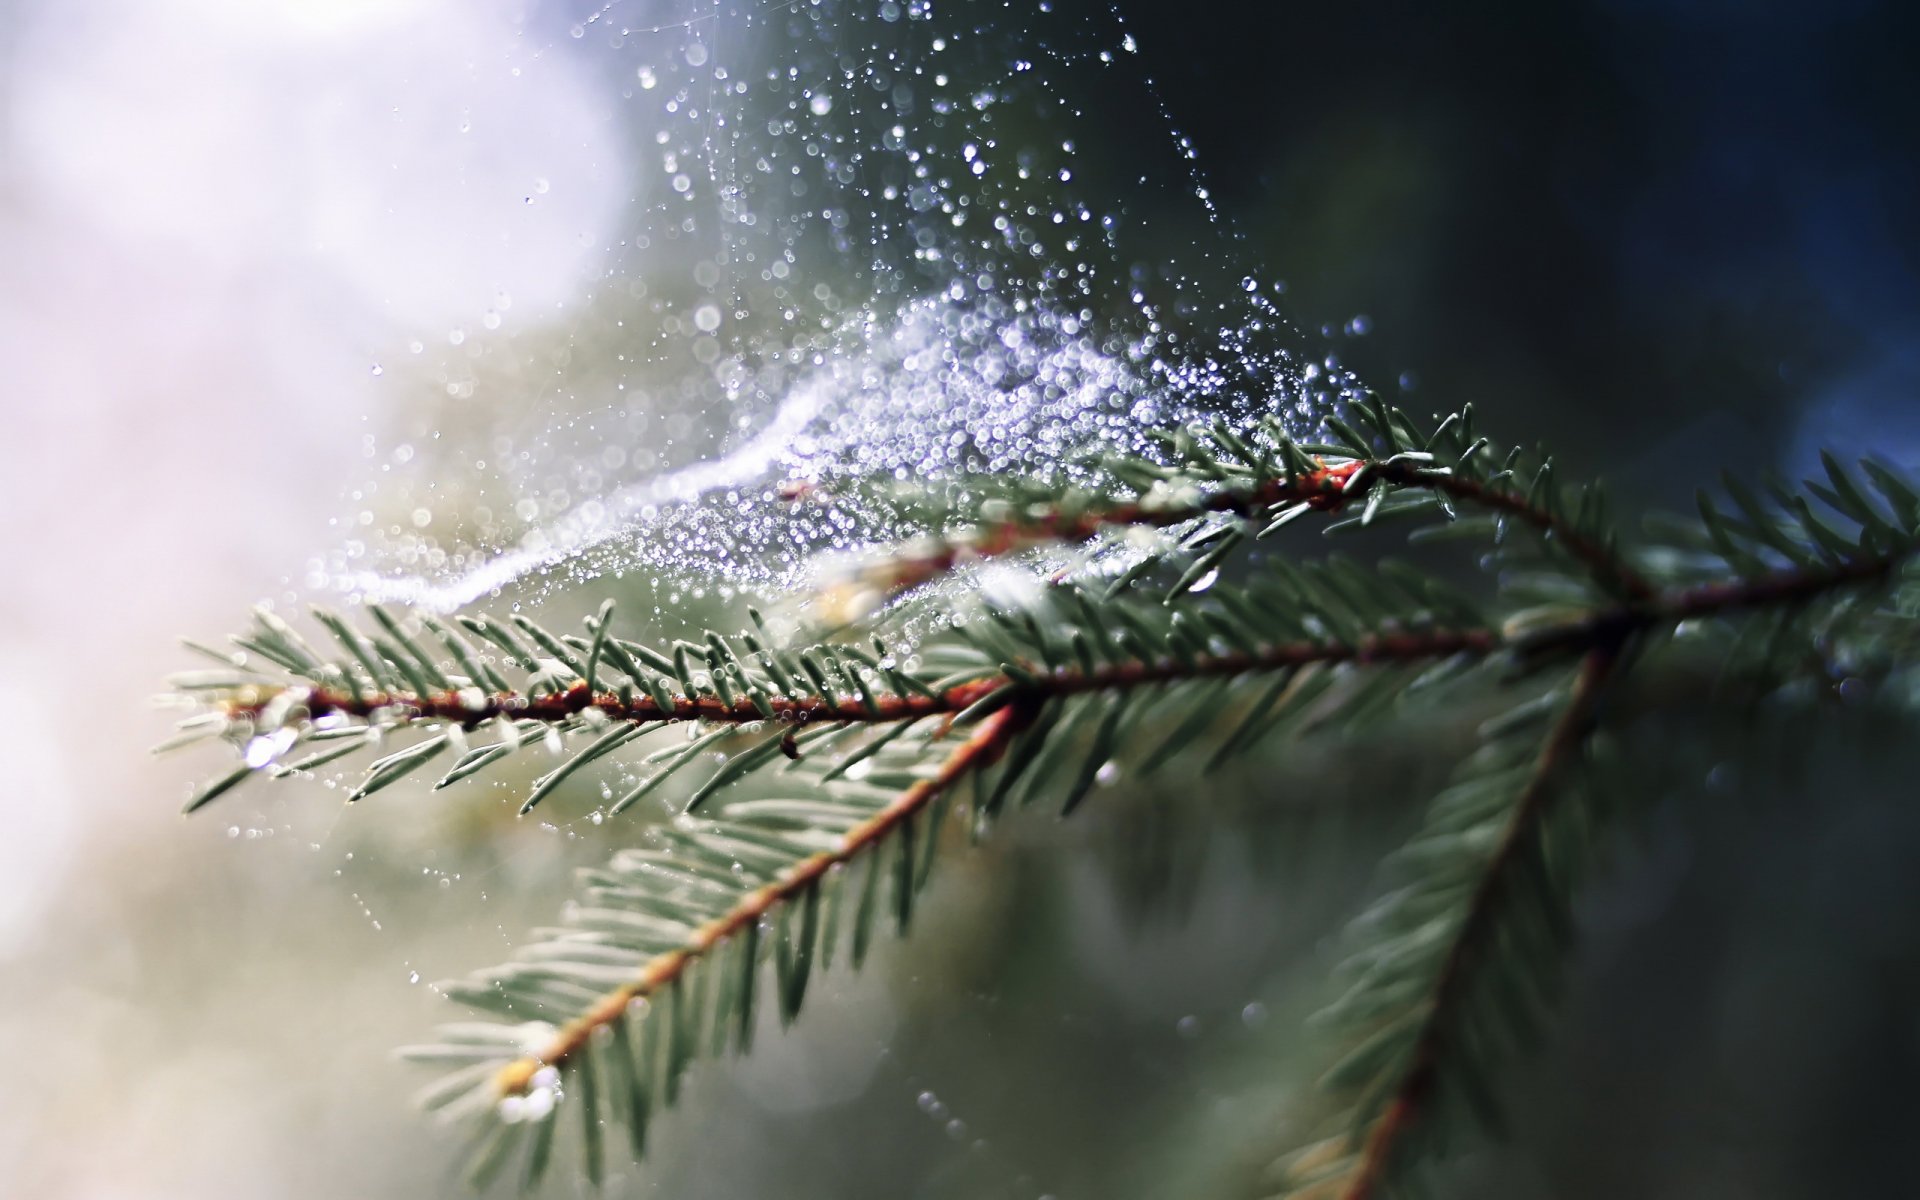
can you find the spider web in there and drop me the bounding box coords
[317,0,1367,613]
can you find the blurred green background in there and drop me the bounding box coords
[4,1,1920,1197]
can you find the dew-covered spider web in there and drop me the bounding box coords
[319,0,1370,614]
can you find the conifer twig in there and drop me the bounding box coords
[1369,461,1656,602]
[1514,547,1912,660]
[159,398,1920,1193]
[491,701,1031,1096]
[1337,641,1621,1200]
[221,546,1893,744]
[222,626,1501,733]
[834,453,1656,607]
[810,459,1370,603]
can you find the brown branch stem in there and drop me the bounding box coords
[229,626,1501,731]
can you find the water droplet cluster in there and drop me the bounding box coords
[323,1,1368,612]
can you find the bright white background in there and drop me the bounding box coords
[0,3,636,1193]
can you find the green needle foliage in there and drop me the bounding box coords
[160,399,1920,1198]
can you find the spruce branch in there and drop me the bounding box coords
[156,399,1920,1194]
[216,625,1501,738]
[1282,643,1622,1200]
[820,401,1654,612]
[1265,448,1920,1198]
[803,452,1373,610]
[1365,459,1655,603]
[1509,547,1914,663]
[180,553,1505,818]
[396,619,1502,1188]
[492,700,1028,1099]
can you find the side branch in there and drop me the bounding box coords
[1371,462,1657,603]
[491,702,1031,1096]
[1516,549,1913,661]
[1663,552,1903,621]
[819,460,1370,601]
[836,455,1655,606]
[1339,642,1621,1200]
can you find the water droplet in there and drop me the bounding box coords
[522,1087,555,1121]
